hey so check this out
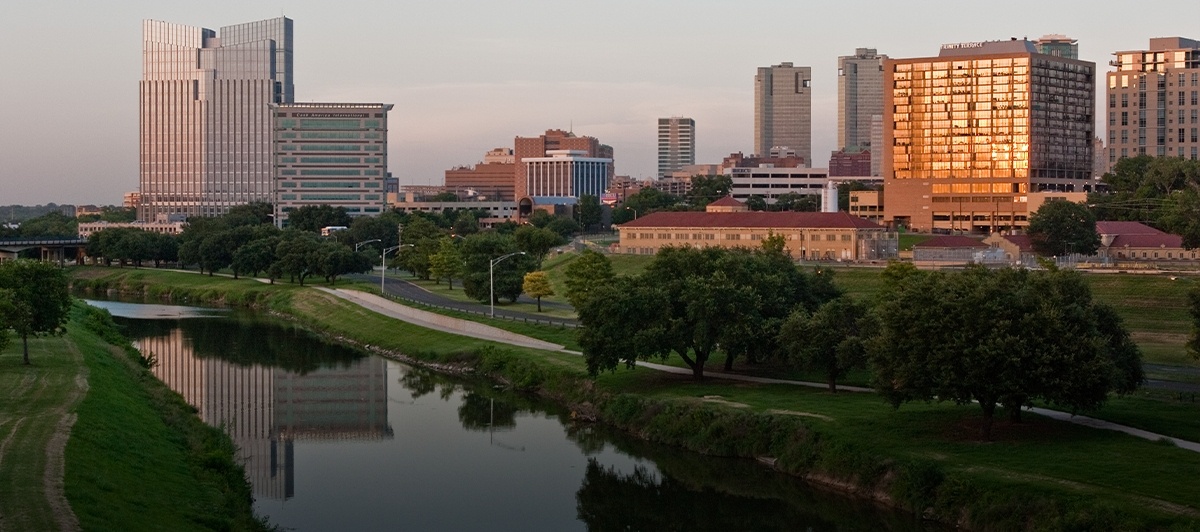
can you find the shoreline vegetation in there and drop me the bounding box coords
[69,266,1200,531]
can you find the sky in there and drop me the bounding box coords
[2,0,1199,206]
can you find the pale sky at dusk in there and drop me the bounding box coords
[2,0,1199,205]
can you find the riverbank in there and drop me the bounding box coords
[71,266,1200,530]
[0,303,268,531]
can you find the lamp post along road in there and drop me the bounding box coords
[355,239,381,252]
[489,251,526,318]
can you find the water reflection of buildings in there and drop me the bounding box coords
[138,327,392,501]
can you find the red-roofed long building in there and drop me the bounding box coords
[617,207,897,261]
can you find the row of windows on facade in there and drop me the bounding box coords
[1110,91,1200,107]
[1109,72,1200,89]
[1110,110,1200,126]
[1109,147,1200,161]
[1115,250,1200,260]
[623,232,873,242]
[1110,129,1200,143]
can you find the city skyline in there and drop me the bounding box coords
[2,0,1199,204]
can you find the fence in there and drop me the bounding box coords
[380,290,580,329]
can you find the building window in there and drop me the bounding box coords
[1109,94,1116,108]
[1121,112,1128,126]
[825,234,836,242]
[1121,94,1128,107]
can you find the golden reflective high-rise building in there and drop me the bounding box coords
[883,39,1095,232]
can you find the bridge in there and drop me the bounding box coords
[0,238,88,264]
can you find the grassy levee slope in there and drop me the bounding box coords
[0,324,83,531]
[70,266,1200,529]
[0,304,268,532]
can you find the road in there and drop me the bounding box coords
[347,273,580,328]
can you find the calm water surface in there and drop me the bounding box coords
[86,298,935,532]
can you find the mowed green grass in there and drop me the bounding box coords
[0,307,265,532]
[595,367,1200,518]
[0,336,80,531]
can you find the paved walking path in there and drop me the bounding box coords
[327,287,1200,454]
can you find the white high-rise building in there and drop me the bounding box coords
[139,17,294,221]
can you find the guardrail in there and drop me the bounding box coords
[379,289,580,329]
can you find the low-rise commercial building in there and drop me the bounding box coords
[616,202,896,261]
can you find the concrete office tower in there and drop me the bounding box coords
[657,117,695,178]
[1106,37,1200,169]
[139,18,294,222]
[272,103,392,225]
[837,48,888,153]
[1035,34,1079,59]
[883,39,1095,233]
[754,63,811,165]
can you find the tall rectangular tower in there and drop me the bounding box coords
[139,17,294,222]
[754,63,811,164]
[883,39,1095,232]
[272,103,392,225]
[837,48,887,152]
[657,117,695,178]
[1106,37,1200,170]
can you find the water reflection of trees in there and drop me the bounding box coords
[118,316,364,374]
[457,392,519,431]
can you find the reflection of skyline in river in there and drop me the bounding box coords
[130,320,390,502]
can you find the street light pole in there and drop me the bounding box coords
[355,239,381,252]
[489,251,526,318]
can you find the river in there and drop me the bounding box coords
[85,298,936,531]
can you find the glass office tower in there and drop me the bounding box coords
[883,40,1095,232]
[139,17,294,221]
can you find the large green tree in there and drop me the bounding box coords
[779,295,876,392]
[686,175,733,209]
[514,225,564,266]
[287,205,352,233]
[460,233,535,303]
[1189,286,1200,360]
[562,250,615,309]
[1027,200,1101,256]
[870,265,1143,440]
[577,194,603,230]
[576,276,671,376]
[0,260,72,365]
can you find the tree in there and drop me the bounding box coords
[578,194,602,230]
[1189,286,1200,360]
[577,276,671,376]
[0,260,72,365]
[0,289,13,353]
[522,271,555,312]
[1160,184,1200,249]
[428,237,464,289]
[431,191,459,202]
[870,265,1144,440]
[1028,200,1100,256]
[287,205,352,233]
[686,175,732,208]
[460,233,534,303]
[545,216,581,239]
[231,237,278,278]
[773,193,819,212]
[452,210,481,236]
[514,225,563,266]
[198,231,237,276]
[745,195,768,212]
[778,296,876,392]
[313,242,371,284]
[563,250,615,309]
[612,187,680,224]
[17,211,76,239]
[398,217,444,279]
[274,232,322,285]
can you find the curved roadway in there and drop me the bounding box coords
[347,273,580,328]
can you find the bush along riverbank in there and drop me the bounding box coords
[69,268,1200,531]
[64,303,271,531]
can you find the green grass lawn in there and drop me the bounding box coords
[0,335,81,532]
[0,305,266,531]
[594,367,1200,520]
[396,272,578,319]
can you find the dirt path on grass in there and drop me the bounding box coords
[0,342,86,532]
